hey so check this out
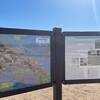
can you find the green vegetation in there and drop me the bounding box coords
[0,82,14,92]
[39,73,49,84]
[14,35,23,40]
[0,65,3,69]
[15,67,32,73]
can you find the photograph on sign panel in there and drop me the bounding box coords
[65,36,100,80]
[0,34,50,92]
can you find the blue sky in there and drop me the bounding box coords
[0,0,100,31]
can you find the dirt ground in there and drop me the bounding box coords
[1,84,100,100]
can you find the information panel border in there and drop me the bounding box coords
[0,27,53,98]
[63,32,100,84]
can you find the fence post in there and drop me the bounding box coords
[52,28,63,100]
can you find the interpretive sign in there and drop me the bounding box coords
[1,28,100,100]
[0,28,53,98]
[64,32,100,84]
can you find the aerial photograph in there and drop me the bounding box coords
[0,34,50,92]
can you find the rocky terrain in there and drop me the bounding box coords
[0,45,49,91]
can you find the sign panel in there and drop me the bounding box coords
[0,33,51,95]
[65,36,100,81]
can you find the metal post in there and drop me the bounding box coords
[53,83,62,100]
[52,28,63,100]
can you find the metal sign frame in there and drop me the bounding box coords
[0,27,54,98]
[63,32,100,84]
[1,28,100,100]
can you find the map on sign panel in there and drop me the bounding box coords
[0,34,50,92]
[65,36,100,80]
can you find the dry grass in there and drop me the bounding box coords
[1,84,100,100]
